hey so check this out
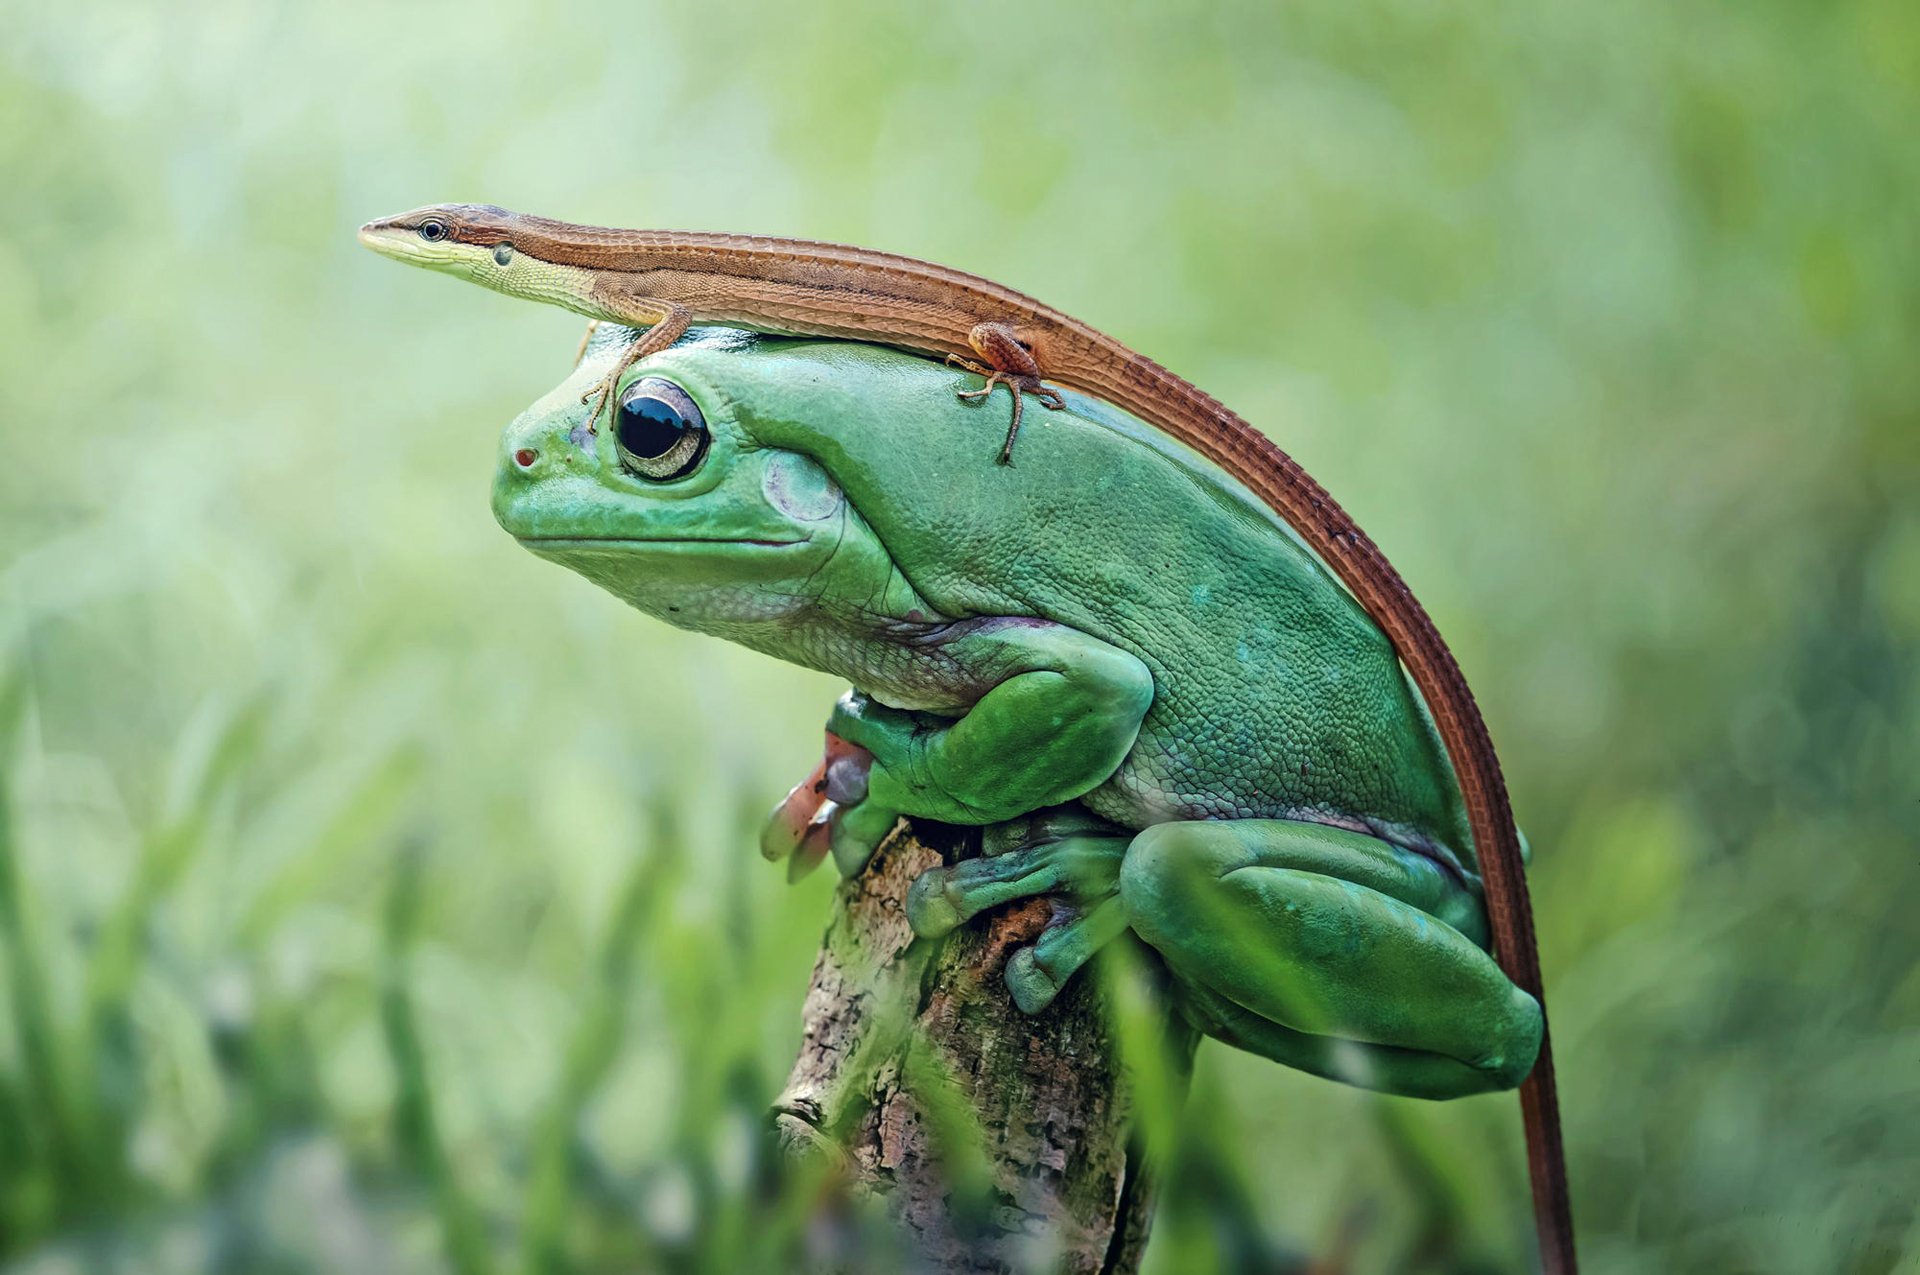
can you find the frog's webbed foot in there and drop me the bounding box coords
[759,730,899,881]
[907,806,1132,1013]
[906,807,1126,935]
[1006,897,1130,1014]
[948,322,1068,465]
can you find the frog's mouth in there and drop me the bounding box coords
[515,535,808,549]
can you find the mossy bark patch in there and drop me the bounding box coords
[772,821,1194,1273]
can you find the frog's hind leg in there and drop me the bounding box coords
[907,806,1133,1013]
[1119,819,1543,1100]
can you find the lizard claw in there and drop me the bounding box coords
[949,365,1064,464]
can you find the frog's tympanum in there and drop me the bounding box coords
[498,327,1543,1098]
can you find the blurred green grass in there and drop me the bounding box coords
[1,1,1915,1271]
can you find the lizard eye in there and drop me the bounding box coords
[614,378,709,481]
[417,219,450,242]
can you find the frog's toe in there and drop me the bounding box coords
[906,867,964,937]
[1005,897,1129,1014]
[904,832,1128,940]
[761,730,881,881]
[828,799,901,877]
[769,794,897,883]
[784,803,837,882]
[1005,947,1060,1014]
[761,758,831,862]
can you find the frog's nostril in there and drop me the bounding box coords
[514,448,539,469]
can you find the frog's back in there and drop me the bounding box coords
[693,336,1477,877]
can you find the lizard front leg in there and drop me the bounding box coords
[577,302,693,435]
[571,319,602,368]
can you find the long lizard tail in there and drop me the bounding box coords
[1062,346,1578,1274]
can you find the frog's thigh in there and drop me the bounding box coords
[834,623,1154,826]
[1119,820,1543,1099]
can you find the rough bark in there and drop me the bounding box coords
[772,821,1195,1274]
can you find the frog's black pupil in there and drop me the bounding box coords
[617,394,687,459]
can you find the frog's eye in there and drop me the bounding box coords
[417,219,450,242]
[614,378,709,481]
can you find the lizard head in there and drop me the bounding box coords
[359,203,615,317]
[358,203,517,279]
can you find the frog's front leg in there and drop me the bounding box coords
[761,730,888,880]
[761,619,1154,879]
[1122,820,1544,1099]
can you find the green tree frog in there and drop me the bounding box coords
[495,326,1543,1099]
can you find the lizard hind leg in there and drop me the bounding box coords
[949,321,1069,464]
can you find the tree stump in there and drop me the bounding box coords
[772,821,1197,1274]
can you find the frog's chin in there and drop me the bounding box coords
[510,534,819,629]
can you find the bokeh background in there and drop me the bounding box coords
[2,2,1915,1272]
